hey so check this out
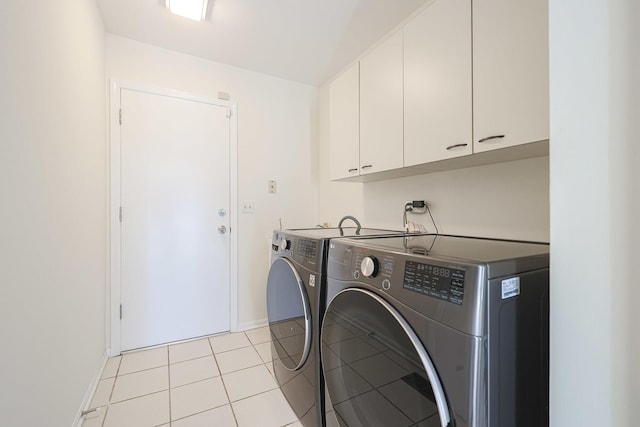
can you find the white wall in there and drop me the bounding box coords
[105,35,319,329]
[318,84,550,242]
[0,1,107,426]
[549,0,640,425]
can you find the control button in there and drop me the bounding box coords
[382,279,391,291]
[361,256,379,278]
[353,270,360,280]
[279,238,290,251]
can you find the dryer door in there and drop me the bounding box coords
[266,257,312,371]
[322,288,452,427]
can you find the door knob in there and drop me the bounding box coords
[218,225,227,234]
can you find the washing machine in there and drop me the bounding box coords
[321,234,550,427]
[266,226,405,426]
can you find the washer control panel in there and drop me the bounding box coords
[296,238,318,259]
[360,256,379,277]
[279,238,290,251]
[352,250,396,291]
[272,232,321,270]
[327,238,490,337]
[355,252,394,278]
[403,260,466,305]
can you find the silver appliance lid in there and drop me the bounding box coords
[344,234,549,278]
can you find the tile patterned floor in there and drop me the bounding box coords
[81,327,303,427]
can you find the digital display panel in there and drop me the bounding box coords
[296,239,317,259]
[403,260,466,305]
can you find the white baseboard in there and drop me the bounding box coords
[71,351,108,427]
[238,318,268,331]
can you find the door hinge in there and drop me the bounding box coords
[119,207,122,222]
[226,108,232,119]
[119,108,122,125]
[119,304,123,320]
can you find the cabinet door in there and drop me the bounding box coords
[473,0,549,152]
[329,62,360,180]
[359,30,404,175]
[404,0,472,166]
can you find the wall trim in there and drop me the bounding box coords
[108,80,239,355]
[72,351,108,427]
[238,318,268,331]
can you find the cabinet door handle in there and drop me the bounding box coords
[446,143,468,150]
[348,168,358,173]
[478,135,505,143]
[361,164,373,169]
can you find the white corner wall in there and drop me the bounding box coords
[105,35,319,329]
[549,0,639,425]
[0,1,107,426]
[318,84,550,241]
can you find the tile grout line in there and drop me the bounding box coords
[225,382,279,405]
[108,367,171,403]
[166,346,172,427]
[216,342,265,375]
[209,333,240,427]
[227,332,288,423]
[100,332,277,426]
[170,373,223,390]
[102,390,169,409]
[100,355,122,427]
[214,343,253,355]
[169,353,213,367]
[168,403,230,425]
[106,347,171,425]
[118,363,169,377]
[252,339,275,378]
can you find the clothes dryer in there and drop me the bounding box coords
[322,234,550,427]
[266,227,404,426]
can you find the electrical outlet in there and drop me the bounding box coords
[241,200,255,213]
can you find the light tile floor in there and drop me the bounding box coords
[81,327,303,427]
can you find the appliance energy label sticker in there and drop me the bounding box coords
[501,277,520,299]
[309,274,316,287]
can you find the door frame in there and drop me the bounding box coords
[108,80,239,356]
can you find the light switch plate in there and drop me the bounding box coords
[241,200,255,213]
[268,180,277,194]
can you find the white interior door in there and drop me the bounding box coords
[120,88,230,351]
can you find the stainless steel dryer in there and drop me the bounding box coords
[322,234,549,427]
[266,226,404,427]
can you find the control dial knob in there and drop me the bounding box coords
[279,238,290,251]
[361,256,379,278]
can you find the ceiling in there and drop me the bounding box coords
[96,0,429,86]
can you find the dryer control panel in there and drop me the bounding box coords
[403,261,466,305]
[327,238,487,336]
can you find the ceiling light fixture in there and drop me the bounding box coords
[166,0,209,21]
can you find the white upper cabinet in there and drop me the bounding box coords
[472,0,549,153]
[326,0,549,181]
[404,0,472,166]
[359,30,404,175]
[329,62,360,181]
